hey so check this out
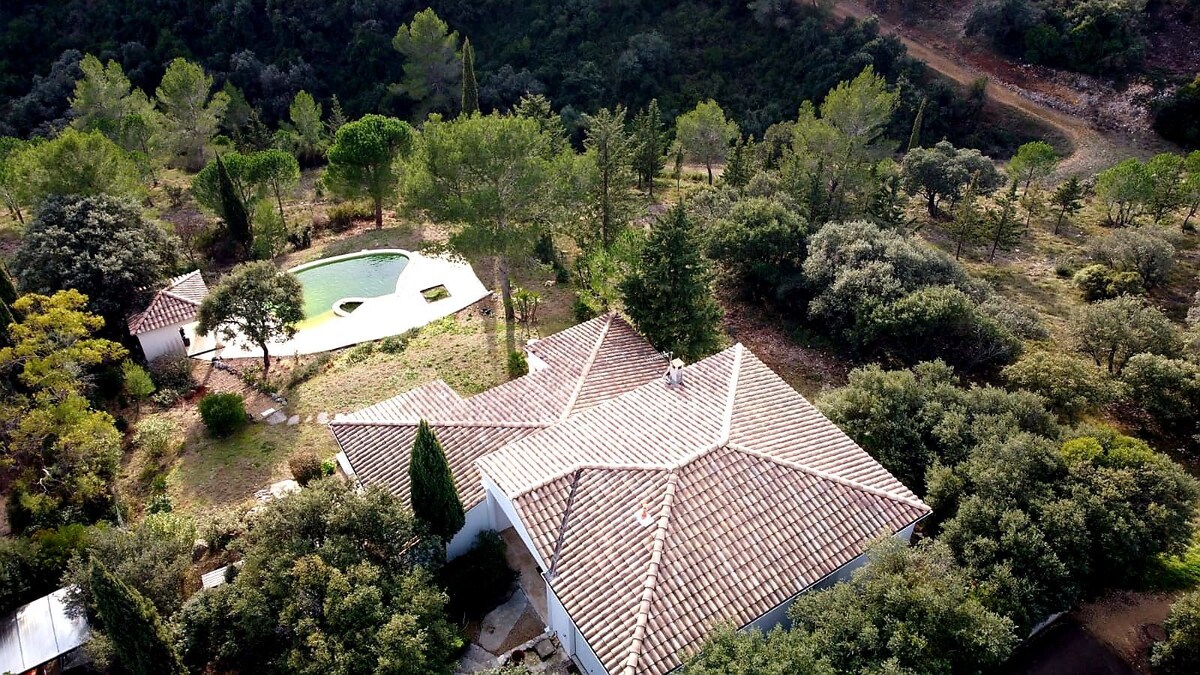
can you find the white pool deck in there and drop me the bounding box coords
[188,249,490,359]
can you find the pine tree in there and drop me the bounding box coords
[987,181,1022,261]
[632,99,666,196]
[461,38,479,115]
[327,95,348,134]
[1051,175,1084,235]
[868,173,909,230]
[409,420,465,543]
[945,173,985,259]
[215,154,253,257]
[583,105,637,249]
[89,560,185,675]
[0,260,17,307]
[620,204,723,361]
[908,97,927,152]
[722,136,755,191]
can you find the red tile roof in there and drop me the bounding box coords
[127,270,208,334]
[329,313,666,509]
[478,345,929,675]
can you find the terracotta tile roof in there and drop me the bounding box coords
[479,344,929,675]
[329,313,666,509]
[127,270,208,334]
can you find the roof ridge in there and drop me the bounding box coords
[159,289,202,306]
[558,312,614,420]
[714,344,744,448]
[332,419,552,430]
[507,461,677,499]
[621,471,679,675]
[725,442,928,511]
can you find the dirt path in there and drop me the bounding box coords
[828,0,1171,174]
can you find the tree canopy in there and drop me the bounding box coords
[195,261,304,375]
[324,114,415,229]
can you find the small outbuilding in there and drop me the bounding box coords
[127,270,208,362]
[0,587,90,674]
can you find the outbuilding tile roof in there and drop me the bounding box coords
[126,270,208,334]
[479,344,929,675]
[330,313,665,509]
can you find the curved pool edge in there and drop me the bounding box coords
[287,248,414,276]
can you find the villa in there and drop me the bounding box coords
[330,313,930,674]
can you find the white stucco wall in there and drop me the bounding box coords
[136,324,188,362]
[482,474,548,571]
[446,502,492,559]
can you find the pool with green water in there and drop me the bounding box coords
[292,252,409,328]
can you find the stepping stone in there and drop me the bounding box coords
[266,411,287,425]
[260,407,276,419]
[316,412,329,424]
[304,415,313,424]
[286,415,300,426]
[535,638,555,660]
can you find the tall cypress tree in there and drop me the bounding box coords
[461,39,479,116]
[89,560,185,675]
[0,261,17,307]
[0,299,13,348]
[632,99,666,197]
[409,420,465,542]
[620,204,723,361]
[215,154,253,257]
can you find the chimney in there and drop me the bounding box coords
[635,502,655,526]
[664,358,685,388]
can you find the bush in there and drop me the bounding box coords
[198,393,247,438]
[1089,229,1175,290]
[1152,589,1200,674]
[1120,353,1200,435]
[440,531,517,620]
[378,330,415,354]
[506,350,528,378]
[1154,75,1200,150]
[132,417,181,459]
[284,353,333,390]
[148,353,196,393]
[326,202,373,232]
[1002,350,1118,420]
[288,451,324,486]
[1073,264,1144,302]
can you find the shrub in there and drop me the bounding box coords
[326,202,373,232]
[1069,296,1180,373]
[506,350,528,378]
[1089,229,1175,289]
[440,531,517,620]
[284,353,332,390]
[1153,75,1200,150]
[1152,589,1200,674]
[340,341,375,365]
[1002,350,1118,420]
[200,511,244,553]
[148,353,196,393]
[198,393,247,438]
[1073,264,1144,302]
[378,330,415,354]
[288,451,324,486]
[133,418,181,459]
[1120,353,1200,435]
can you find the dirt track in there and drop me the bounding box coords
[829,0,1172,173]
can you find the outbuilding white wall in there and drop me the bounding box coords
[447,502,492,559]
[136,324,188,362]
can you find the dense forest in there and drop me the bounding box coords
[0,0,1045,155]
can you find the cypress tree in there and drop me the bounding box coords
[908,97,927,152]
[0,261,16,307]
[0,299,13,348]
[89,560,185,675]
[620,204,723,361]
[632,99,666,197]
[987,180,1022,261]
[722,136,754,191]
[409,420,465,542]
[327,95,348,134]
[461,39,479,116]
[215,154,253,257]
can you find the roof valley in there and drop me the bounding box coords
[621,472,679,675]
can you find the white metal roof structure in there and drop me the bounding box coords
[0,587,90,674]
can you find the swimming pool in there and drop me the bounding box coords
[292,252,409,328]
